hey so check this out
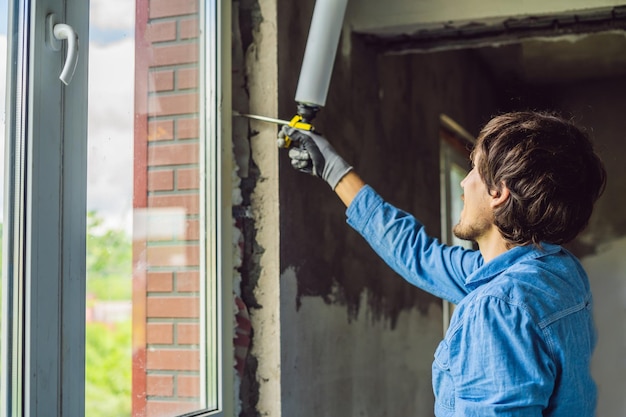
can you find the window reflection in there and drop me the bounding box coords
[86,0,204,415]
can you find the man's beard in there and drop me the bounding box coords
[452,216,491,242]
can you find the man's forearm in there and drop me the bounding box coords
[335,171,365,207]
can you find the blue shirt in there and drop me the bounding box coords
[346,186,597,417]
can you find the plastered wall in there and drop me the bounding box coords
[233,0,282,415]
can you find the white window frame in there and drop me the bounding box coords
[1,0,89,415]
[1,0,234,415]
[203,0,234,415]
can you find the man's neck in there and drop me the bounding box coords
[477,228,512,263]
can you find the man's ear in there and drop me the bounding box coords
[490,182,510,209]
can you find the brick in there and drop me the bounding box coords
[146,374,174,397]
[185,219,199,241]
[147,349,200,371]
[177,118,198,139]
[148,142,199,166]
[145,21,176,43]
[148,169,174,191]
[151,43,199,67]
[177,323,199,345]
[146,244,200,267]
[147,271,174,292]
[179,18,199,40]
[177,67,198,90]
[146,401,200,416]
[148,93,199,117]
[147,194,200,216]
[147,296,200,319]
[177,168,199,190]
[177,375,200,398]
[147,323,174,344]
[149,0,198,19]
[132,245,146,285]
[148,119,174,141]
[176,271,199,292]
[150,70,174,92]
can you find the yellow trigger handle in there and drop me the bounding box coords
[283,115,314,149]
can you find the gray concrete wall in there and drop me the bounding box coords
[234,0,282,415]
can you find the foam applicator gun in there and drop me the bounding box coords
[234,0,349,148]
[233,111,315,149]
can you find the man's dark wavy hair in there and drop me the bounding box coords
[474,111,607,246]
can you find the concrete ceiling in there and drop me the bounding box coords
[346,0,626,35]
[476,30,626,84]
[354,5,626,84]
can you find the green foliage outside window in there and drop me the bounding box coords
[85,211,132,416]
[87,211,132,300]
[86,320,132,417]
[1,214,132,415]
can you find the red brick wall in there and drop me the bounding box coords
[133,0,201,415]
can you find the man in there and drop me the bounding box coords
[279,111,606,416]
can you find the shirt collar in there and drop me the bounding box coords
[465,242,562,290]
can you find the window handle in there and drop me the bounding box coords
[46,14,79,85]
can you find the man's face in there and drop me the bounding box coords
[453,151,495,243]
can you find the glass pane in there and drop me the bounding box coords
[86,0,206,415]
[449,162,471,249]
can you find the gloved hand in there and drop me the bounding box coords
[278,125,353,190]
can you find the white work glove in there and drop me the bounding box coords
[278,125,352,190]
